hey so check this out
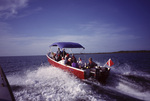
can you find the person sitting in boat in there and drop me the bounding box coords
[67,58,72,66]
[62,49,67,58]
[65,54,70,65]
[77,57,84,69]
[88,58,97,78]
[87,57,97,69]
[71,54,77,63]
[72,59,79,68]
[52,53,56,60]
[56,54,61,61]
[58,57,65,65]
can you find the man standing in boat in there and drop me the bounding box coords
[56,48,62,60]
[56,48,61,56]
[62,49,67,58]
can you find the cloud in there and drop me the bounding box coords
[0,21,147,56]
[0,21,12,35]
[79,21,129,35]
[76,22,144,51]
[17,7,43,18]
[0,32,146,56]
[0,0,29,19]
[0,35,49,56]
[0,0,42,19]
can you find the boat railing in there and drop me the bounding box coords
[0,65,15,101]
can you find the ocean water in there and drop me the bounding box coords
[0,53,150,101]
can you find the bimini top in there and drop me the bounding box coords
[50,42,85,49]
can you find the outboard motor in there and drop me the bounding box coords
[95,66,111,82]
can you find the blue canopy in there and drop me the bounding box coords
[50,42,85,49]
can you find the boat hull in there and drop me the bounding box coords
[46,55,85,79]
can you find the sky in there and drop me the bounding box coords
[0,0,150,56]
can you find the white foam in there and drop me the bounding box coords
[105,63,150,101]
[116,82,150,101]
[8,66,102,101]
[111,63,131,75]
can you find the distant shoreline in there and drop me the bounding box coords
[76,50,150,54]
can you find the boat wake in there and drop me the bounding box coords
[7,63,150,101]
[106,63,150,101]
[8,65,102,101]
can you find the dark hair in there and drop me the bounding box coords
[73,59,77,63]
[89,57,92,61]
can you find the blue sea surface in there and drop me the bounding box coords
[0,53,150,101]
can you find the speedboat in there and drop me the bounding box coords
[46,42,112,82]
